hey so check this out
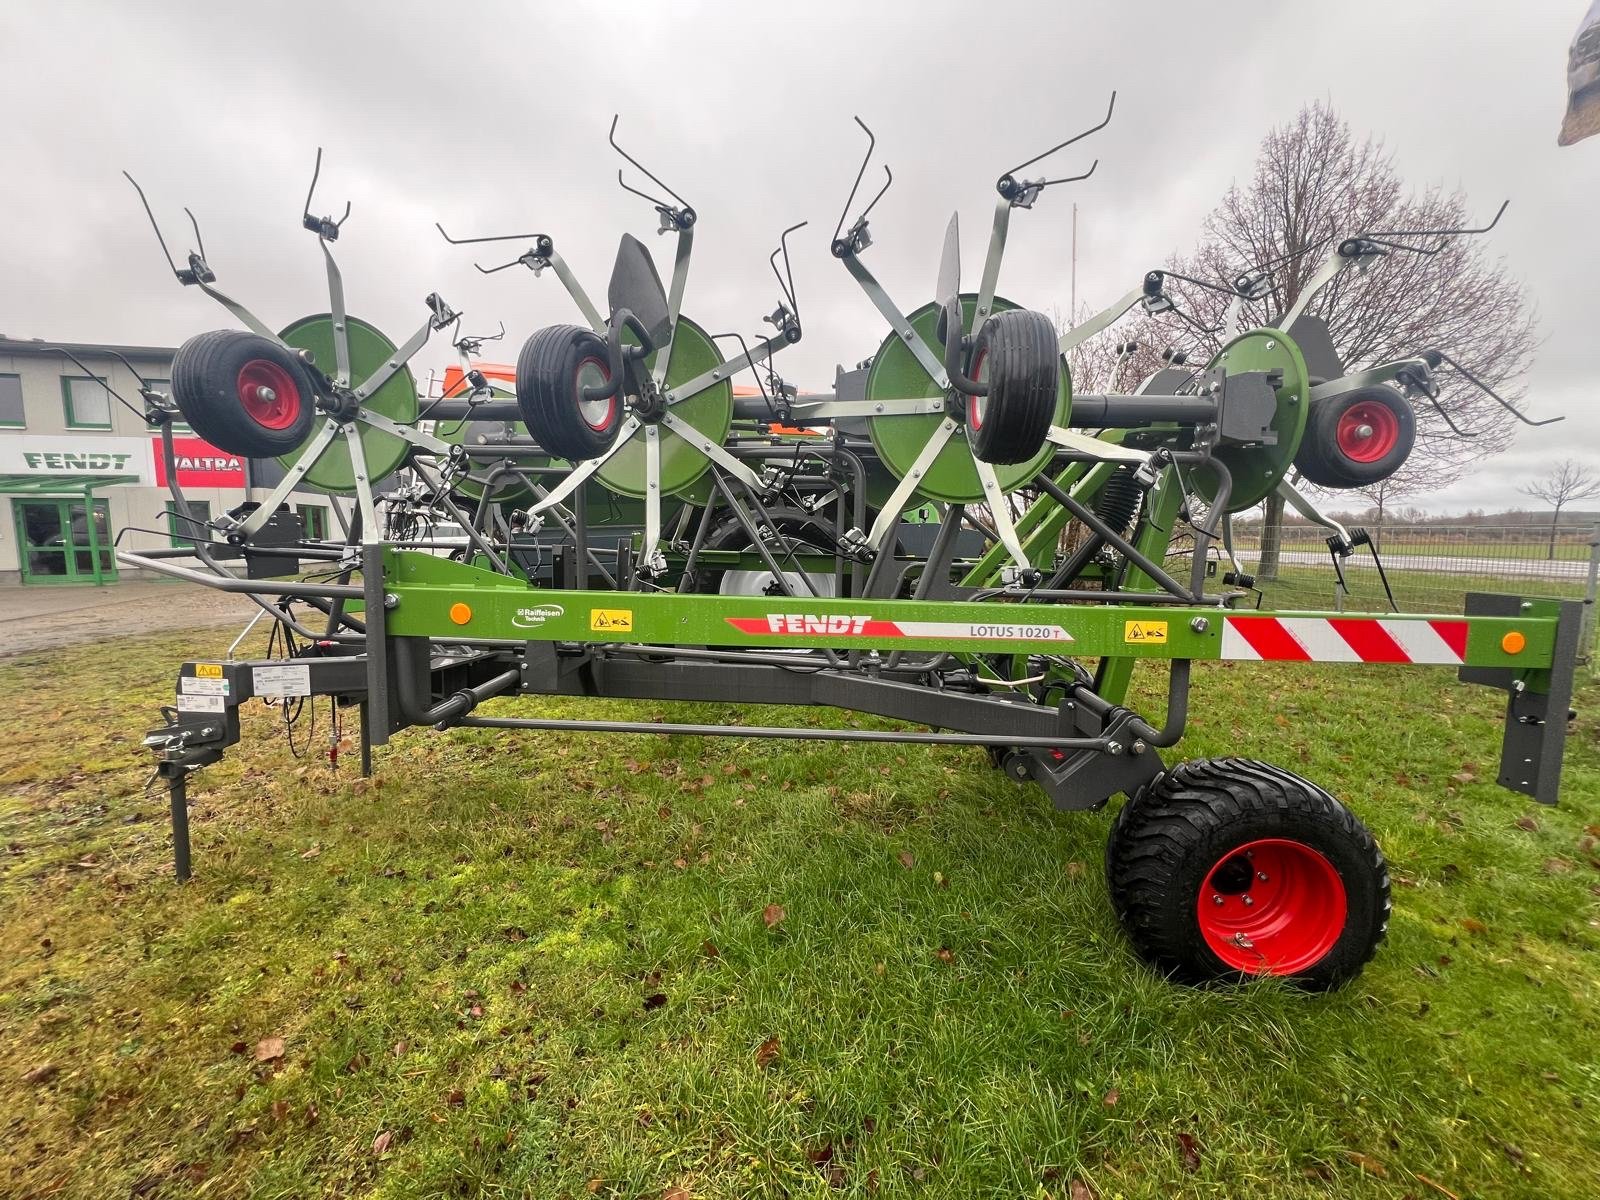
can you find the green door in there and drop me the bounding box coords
[12,498,117,585]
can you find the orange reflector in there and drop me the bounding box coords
[449,602,472,625]
[1501,630,1526,655]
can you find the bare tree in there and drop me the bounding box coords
[1519,459,1600,559]
[1065,103,1538,577]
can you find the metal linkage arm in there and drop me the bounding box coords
[840,254,950,389]
[663,331,794,407]
[1058,284,1147,354]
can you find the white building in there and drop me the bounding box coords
[0,336,336,585]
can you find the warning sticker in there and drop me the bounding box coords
[590,608,634,633]
[177,693,225,713]
[1124,620,1169,644]
[194,663,224,678]
[181,676,230,696]
[253,663,312,697]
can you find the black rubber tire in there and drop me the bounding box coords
[516,324,621,462]
[170,330,318,457]
[693,507,841,595]
[1293,383,1415,490]
[1105,758,1390,990]
[964,309,1060,465]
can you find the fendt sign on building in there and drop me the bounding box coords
[0,432,244,488]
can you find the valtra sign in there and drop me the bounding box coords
[152,436,247,488]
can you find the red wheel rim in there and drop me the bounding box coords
[1196,838,1347,975]
[1335,400,1400,463]
[967,347,989,430]
[236,359,303,431]
[574,355,617,432]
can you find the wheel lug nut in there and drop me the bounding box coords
[1212,894,1224,906]
[1242,895,1254,907]
[1257,872,1269,882]
[257,386,277,402]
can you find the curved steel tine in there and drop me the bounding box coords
[45,346,147,420]
[1365,200,1509,245]
[1435,348,1563,427]
[303,147,323,223]
[769,220,807,314]
[711,330,773,411]
[1001,91,1116,181]
[301,147,352,236]
[859,166,892,227]
[832,116,878,245]
[1038,159,1099,188]
[608,114,693,213]
[1424,391,1480,438]
[123,171,184,278]
[436,222,547,246]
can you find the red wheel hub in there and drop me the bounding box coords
[967,347,989,430]
[1335,400,1400,463]
[236,359,303,431]
[1196,838,1347,975]
[575,355,617,432]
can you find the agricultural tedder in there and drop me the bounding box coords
[112,102,1579,990]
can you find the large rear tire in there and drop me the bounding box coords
[1106,758,1389,989]
[170,331,318,457]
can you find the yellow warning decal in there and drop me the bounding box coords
[1123,620,1168,644]
[194,663,224,678]
[589,608,634,633]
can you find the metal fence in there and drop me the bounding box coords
[1207,522,1600,654]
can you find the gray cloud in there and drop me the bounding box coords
[2,0,1594,512]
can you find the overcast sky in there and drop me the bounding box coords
[2,0,1595,514]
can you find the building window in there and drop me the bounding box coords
[63,375,113,429]
[166,500,211,548]
[0,374,23,427]
[296,503,329,541]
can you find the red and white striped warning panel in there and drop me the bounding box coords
[725,614,1073,642]
[1221,616,1467,664]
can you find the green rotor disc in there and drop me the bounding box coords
[596,315,732,500]
[1193,327,1310,513]
[865,296,1071,504]
[277,314,418,494]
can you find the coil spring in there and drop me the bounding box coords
[1093,467,1144,539]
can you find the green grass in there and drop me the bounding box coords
[2,631,1599,1199]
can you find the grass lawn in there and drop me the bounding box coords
[2,630,1598,1199]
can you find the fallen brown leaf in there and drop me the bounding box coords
[1343,1150,1387,1177]
[300,844,322,859]
[1177,1132,1201,1173]
[1460,917,1489,936]
[1515,815,1540,832]
[643,992,668,1011]
[21,1063,59,1085]
[898,851,916,869]
[372,1130,393,1155]
[755,1035,781,1068]
[1069,1181,1096,1200]
[1416,1172,1462,1200]
[762,903,786,928]
[661,1187,691,1200]
[701,940,720,958]
[254,1037,285,1063]
[1102,1087,1120,1106]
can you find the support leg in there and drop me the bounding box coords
[167,769,191,882]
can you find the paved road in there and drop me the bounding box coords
[1262,549,1592,583]
[0,580,258,657]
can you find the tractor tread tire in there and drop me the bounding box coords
[1105,757,1390,989]
[966,309,1060,465]
[170,330,318,458]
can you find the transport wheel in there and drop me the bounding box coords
[964,309,1060,465]
[170,330,318,457]
[516,324,620,462]
[694,508,840,596]
[1105,758,1389,989]
[1294,384,1416,489]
